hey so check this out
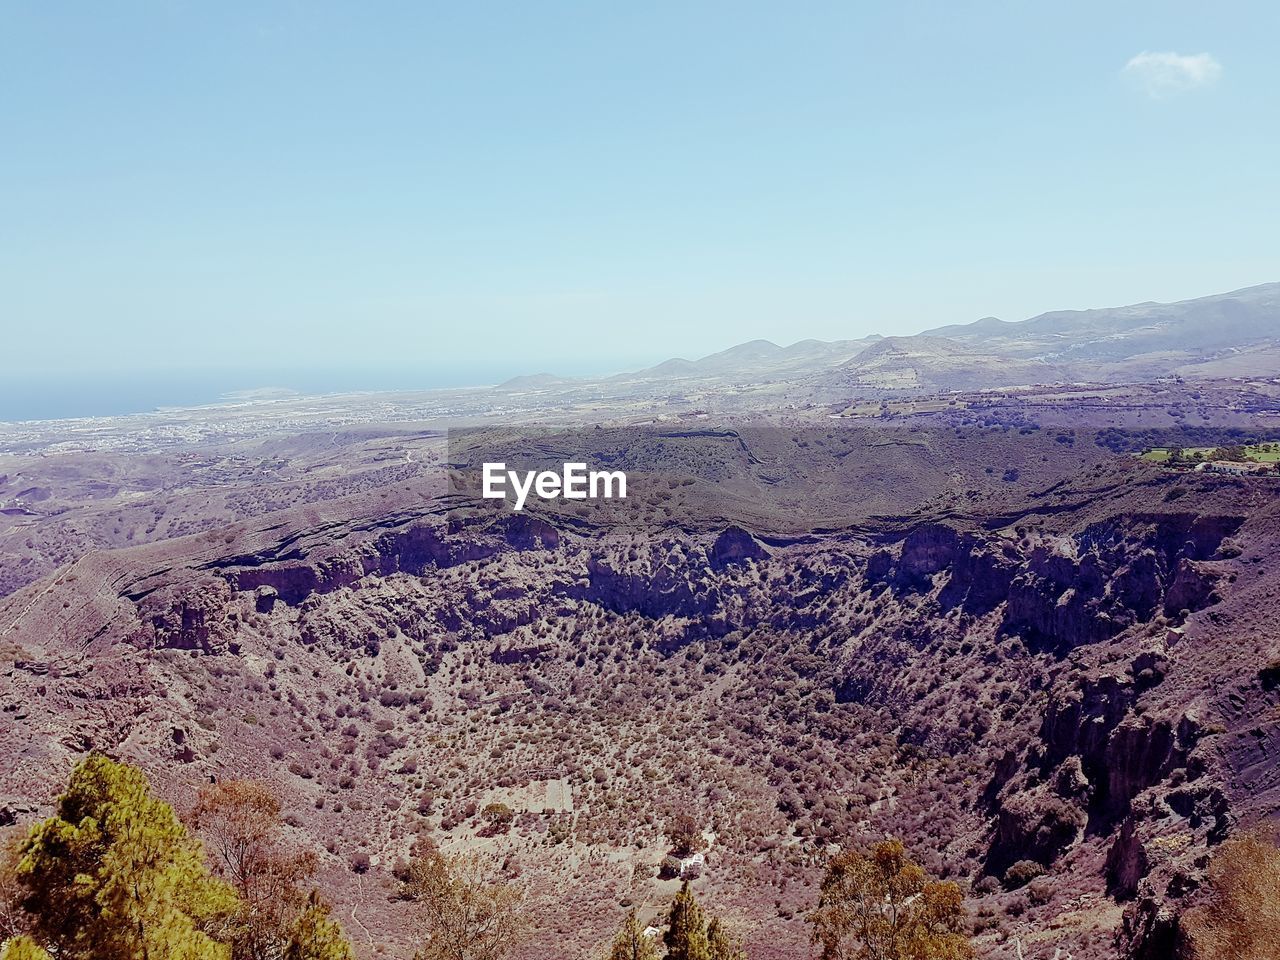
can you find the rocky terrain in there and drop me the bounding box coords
[3,419,1280,958]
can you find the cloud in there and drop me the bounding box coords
[1123,51,1222,98]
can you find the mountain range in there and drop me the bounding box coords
[500,281,1280,396]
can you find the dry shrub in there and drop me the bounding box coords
[1181,828,1280,960]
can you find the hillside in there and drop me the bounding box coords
[817,335,1064,393]
[922,281,1280,379]
[818,282,1280,392]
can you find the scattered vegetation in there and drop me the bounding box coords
[1096,426,1280,454]
[1138,441,1280,466]
[1,756,984,960]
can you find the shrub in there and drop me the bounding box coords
[482,803,515,830]
[1027,876,1054,905]
[1181,828,1280,959]
[1004,860,1046,890]
[973,875,1000,896]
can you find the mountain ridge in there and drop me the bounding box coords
[522,282,1280,394]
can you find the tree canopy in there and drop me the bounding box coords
[604,909,658,960]
[809,838,972,960]
[283,890,357,960]
[0,936,53,960]
[191,779,319,960]
[404,850,524,960]
[6,756,355,960]
[706,916,746,960]
[16,753,240,960]
[664,881,710,960]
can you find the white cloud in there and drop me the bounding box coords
[1123,51,1222,98]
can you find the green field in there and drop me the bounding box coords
[1141,442,1280,464]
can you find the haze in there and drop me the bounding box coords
[2,1,1278,401]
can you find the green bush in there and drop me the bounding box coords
[1003,859,1045,890]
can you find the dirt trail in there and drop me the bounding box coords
[0,555,85,640]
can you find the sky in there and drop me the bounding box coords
[2,1,1278,406]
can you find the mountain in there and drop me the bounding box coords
[553,282,1280,396]
[819,335,1064,393]
[5,283,1280,959]
[494,373,574,392]
[615,337,876,384]
[823,281,1280,392]
[921,281,1280,376]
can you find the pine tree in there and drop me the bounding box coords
[0,936,53,960]
[663,882,710,960]
[0,829,27,942]
[605,909,658,960]
[706,918,745,960]
[282,891,356,960]
[16,753,241,960]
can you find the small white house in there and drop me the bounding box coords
[679,851,705,879]
[1196,460,1271,476]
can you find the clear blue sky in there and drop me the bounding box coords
[2,1,1278,390]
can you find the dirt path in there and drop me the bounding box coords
[350,874,373,943]
[0,555,84,640]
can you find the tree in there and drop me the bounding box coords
[282,890,356,960]
[706,918,746,960]
[664,881,710,960]
[0,828,29,941]
[480,803,514,833]
[605,909,658,960]
[659,855,684,880]
[0,936,53,960]
[191,780,318,960]
[664,814,703,857]
[191,781,286,891]
[404,850,524,960]
[16,753,240,960]
[809,838,972,960]
[1003,860,1045,890]
[1180,828,1280,960]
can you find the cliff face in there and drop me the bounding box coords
[1000,516,1236,652]
[860,509,1242,924]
